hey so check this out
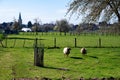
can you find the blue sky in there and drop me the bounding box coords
[0,0,82,24]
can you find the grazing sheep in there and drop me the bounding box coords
[81,48,87,55]
[63,47,71,57]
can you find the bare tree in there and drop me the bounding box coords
[32,18,41,35]
[55,19,70,35]
[67,0,120,23]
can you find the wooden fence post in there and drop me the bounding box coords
[5,38,7,48]
[34,38,44,67]
[99,38,101,48]
[38,47,44,67]
[34,38,38,66]
[54,38,56,48]
[23,39,25,47]
[13,39,16,48]
[75,38,77,47]
[34,47,38,65]
[0,40,4,47]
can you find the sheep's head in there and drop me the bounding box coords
[67,47,71,51]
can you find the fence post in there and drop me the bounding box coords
[13,39,16,48]
[75,38,77,47]
[38,47,44,67]
[54,38,56,48]
[34,38,44,67]
[34,38,37,66]
[99,38,101,48]
[5,38,7,48]
[0,40,4,47]
[23,39,25,47]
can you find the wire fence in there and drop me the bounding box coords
[1,35,120,48]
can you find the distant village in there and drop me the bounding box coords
[0,13,120,35]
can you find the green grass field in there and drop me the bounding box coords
[0,32,120,80]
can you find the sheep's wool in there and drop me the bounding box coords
[81,48,87,54]
[63,47,68,54]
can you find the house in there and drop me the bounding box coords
[21,28,31,32]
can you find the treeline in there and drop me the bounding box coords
[0,19,120,35]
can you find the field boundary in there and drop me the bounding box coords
[1,37,120,48]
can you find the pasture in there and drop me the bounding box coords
[0,32,120,80]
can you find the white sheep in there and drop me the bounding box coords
[63,47,71,57]
[80,47,87,55]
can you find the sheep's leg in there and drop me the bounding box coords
[66,54,69,57]
[64,54,68,57]
[64,54,66,57]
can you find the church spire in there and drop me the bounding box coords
[18,12,22,27]
[19,12,22,20]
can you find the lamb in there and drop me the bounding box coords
[80,47,87,55]
[63,47,71,57]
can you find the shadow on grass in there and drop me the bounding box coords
[88,56,98,59]
[47,47,60,49]
[8,37,45,40]
[70,57,83,59]
[42,66,70,71]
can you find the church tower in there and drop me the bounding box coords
[18,12,22,27]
